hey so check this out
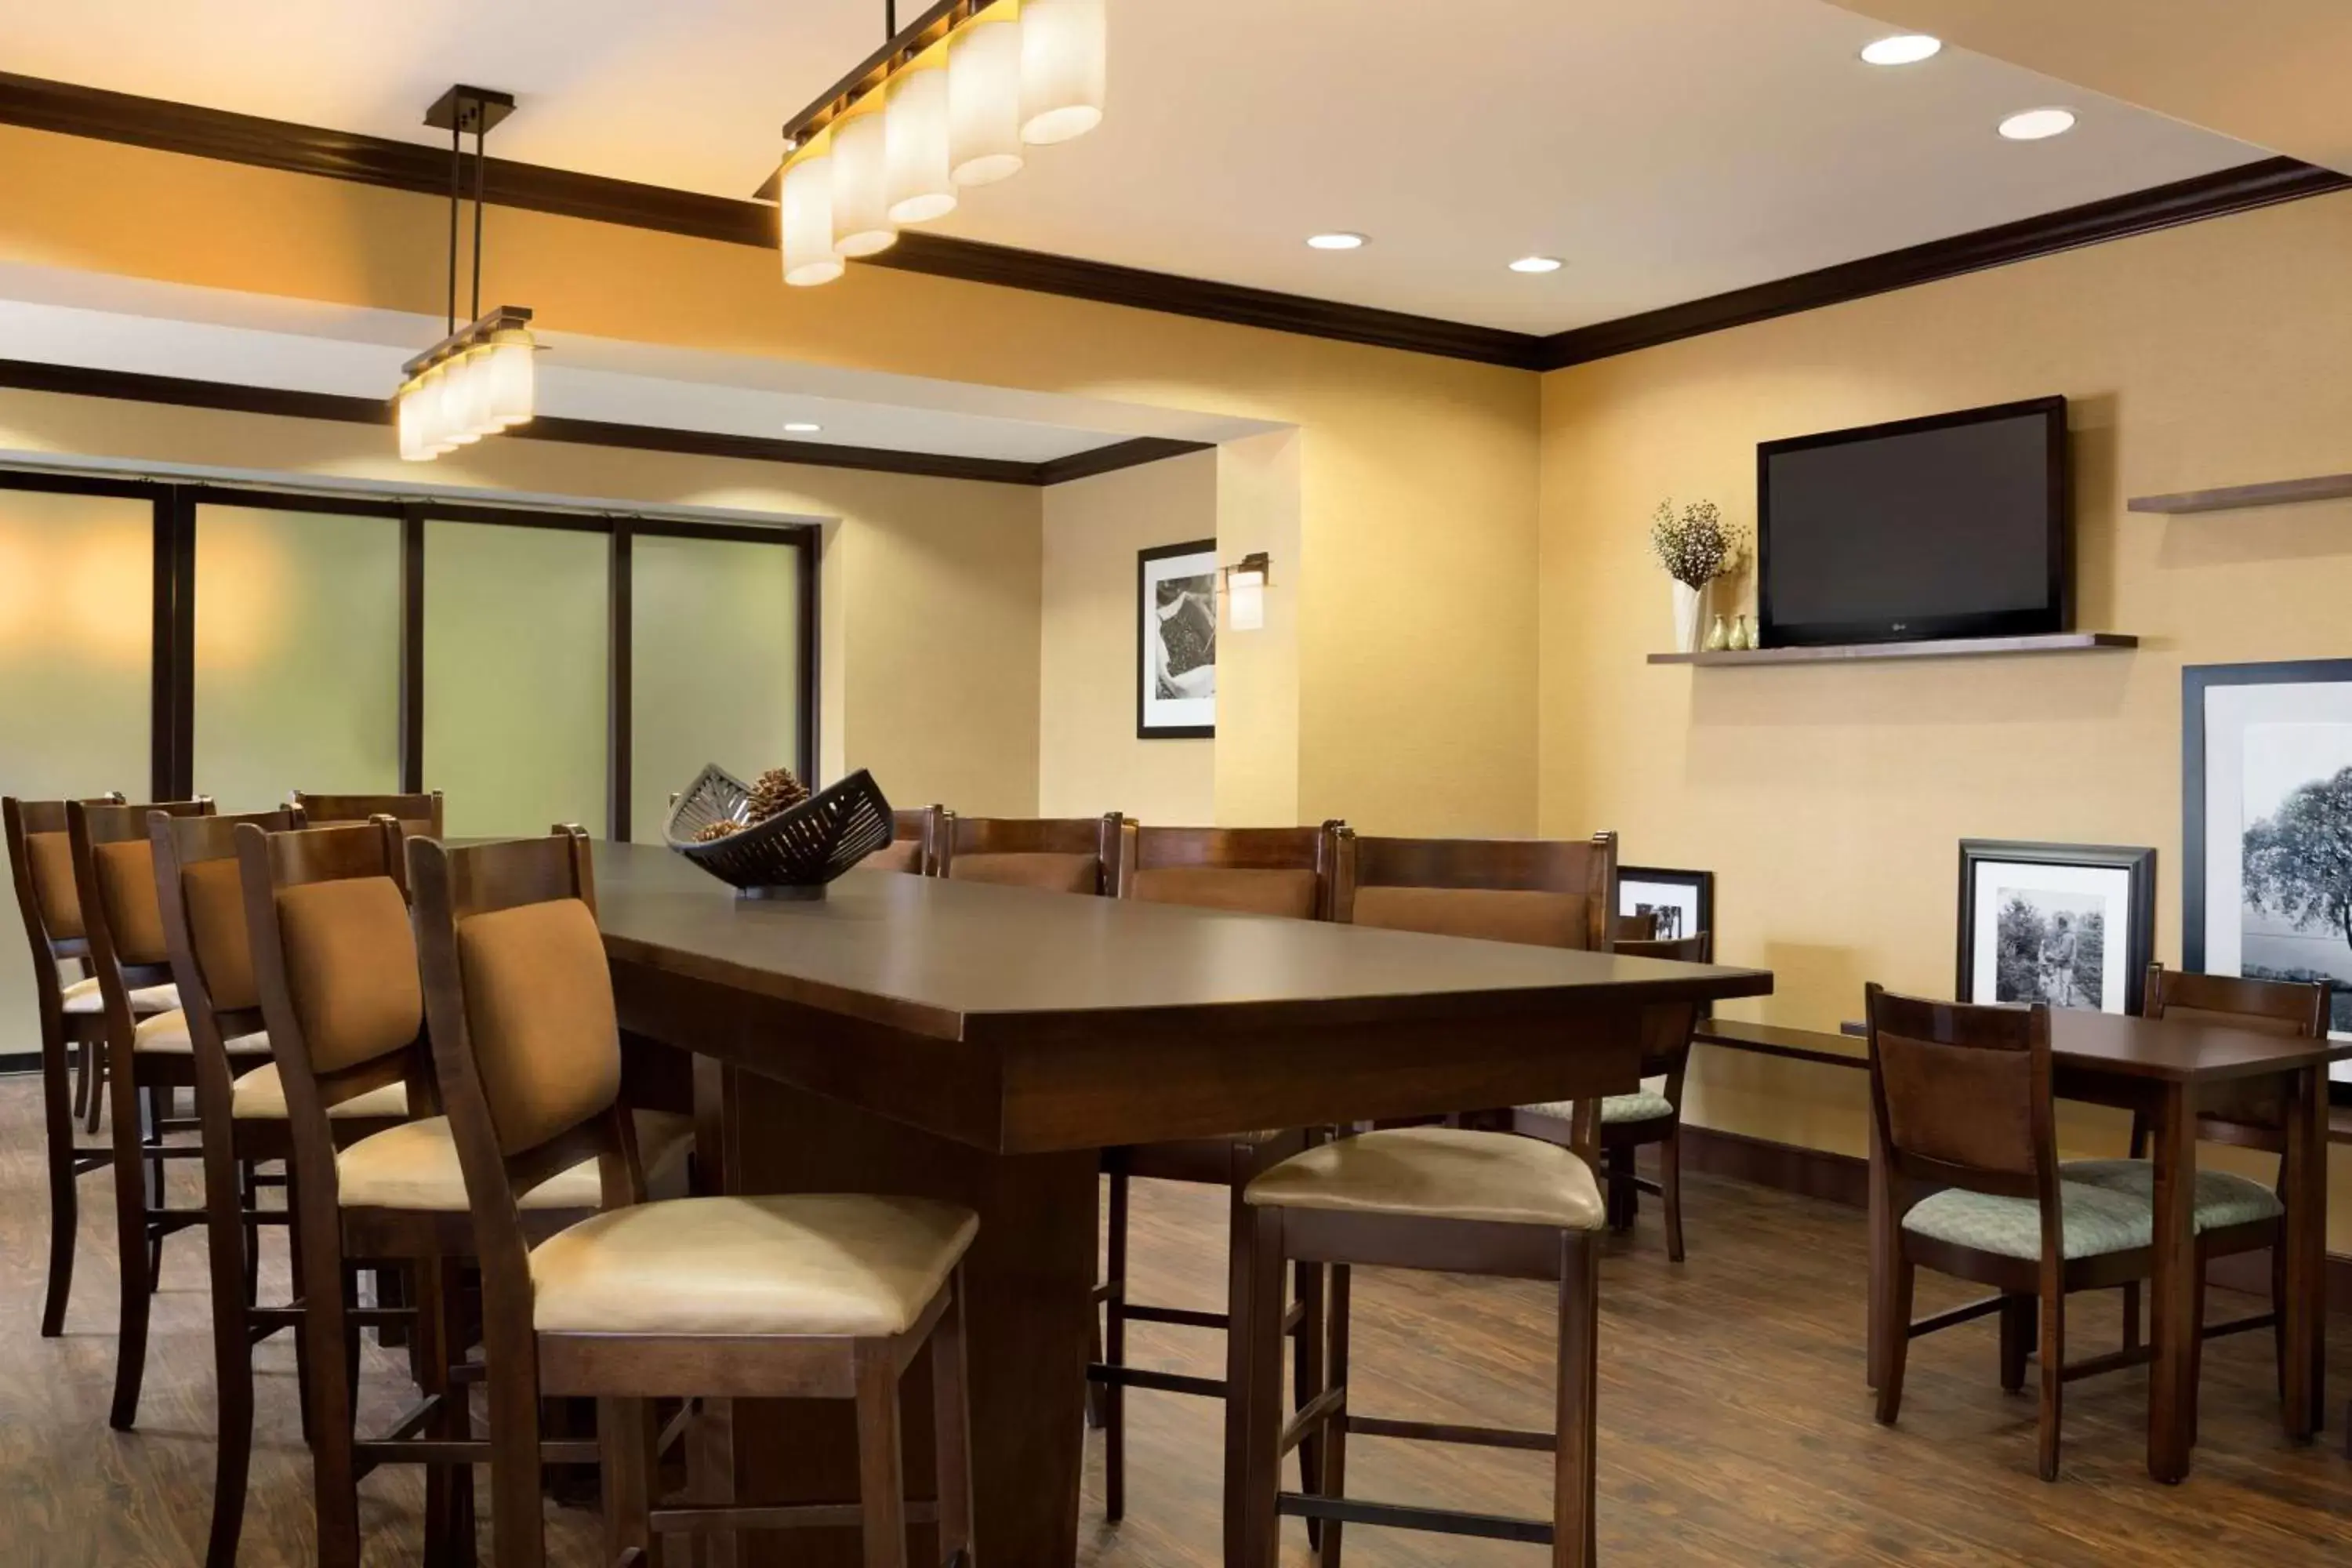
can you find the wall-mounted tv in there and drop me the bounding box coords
[1757,395,2070,648]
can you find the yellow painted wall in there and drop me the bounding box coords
[0,122,1541,837]
[1039,451,1218,823]
[1538,190,2352,1243]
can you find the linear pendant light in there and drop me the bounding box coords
[762,0,1104,287]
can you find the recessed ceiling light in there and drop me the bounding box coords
[1998,107,2076,141]
[782,421,823,434]
[1509,256,1565,274]
[1859,34,1941,66]
[1305,232,1367,251]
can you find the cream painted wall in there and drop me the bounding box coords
[1038,451,1217,822]
[0,123,1541,837]
[1538,191,2352,1243]
[0,387,1045,818]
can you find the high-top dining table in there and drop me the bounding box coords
[588,842,1774,1567]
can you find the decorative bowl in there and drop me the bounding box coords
[664,764,895,898]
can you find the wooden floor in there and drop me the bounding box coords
[5,1075,2348,1567]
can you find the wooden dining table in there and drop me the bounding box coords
[586,842,1773,1566]
[1867,1007,2350,1483]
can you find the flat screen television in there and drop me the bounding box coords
[1757,395,2069,648]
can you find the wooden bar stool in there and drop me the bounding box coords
[408,827,978,1567]
[1229,1125,1608,1566]
[933,809,1123,891]
[292,789,446,842]
[237,818,698,1568]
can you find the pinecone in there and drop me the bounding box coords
[691,818,744,843]
[745,767,810,822]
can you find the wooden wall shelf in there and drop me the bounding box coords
[2128,473,2352,515]
[1649,632,2137,666]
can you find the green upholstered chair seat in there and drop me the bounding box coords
[2060,1158,2284,1234]
[1521,1076,1673,1126]
[1901,1181,2153,1261]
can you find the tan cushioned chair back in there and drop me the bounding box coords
[1130,866,1319,919]
[950,851,1098,894]
[1351,885,1588,949]
[456,897,622,1157]
[182,857,260,1011]
[1875,1028,2038,1180]
[25,830,82,939]
[866,840,923,874]
[93,839,169,964]
[278,877,424,1074]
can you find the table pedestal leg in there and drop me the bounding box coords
[2147,1082,2198,1483]
[2281,1065,2326,1441]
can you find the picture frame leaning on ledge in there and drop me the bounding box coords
[1957,839,2155,1017]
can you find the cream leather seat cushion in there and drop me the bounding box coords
[133,1009,268,1054]
[1245,1125,1606,1231]
[530,1193,979,1338]
[1522,1075,1673,1125]
[230,1062,409,1120]
[337,1109,695,1211]
[62,975,180,1015]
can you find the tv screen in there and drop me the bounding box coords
[1758,396,2069,647]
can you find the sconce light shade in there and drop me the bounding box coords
[1228,551,1269,632]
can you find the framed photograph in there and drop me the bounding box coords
[1618,866,1714,944]
[1137,539,1217,739]
[2185,659,2352,1085]
[1957,840,2155,1016]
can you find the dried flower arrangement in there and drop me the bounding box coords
[1649,499,1746,589]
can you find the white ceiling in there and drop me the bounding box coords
[0,0,2267,336]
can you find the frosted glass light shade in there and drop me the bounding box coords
[1020,0,1105,146]
[409,368,456,457]
[780,154,846,286]
[442,349,488,445]
[885,65,958,223]
[484,329,535,428]
[829,111,898,257]
[949,13,1025,186]
[397,379,429,461]
[1228,567,1265,632]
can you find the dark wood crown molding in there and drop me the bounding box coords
[0,356,1205,486]
[2,71,2346,375]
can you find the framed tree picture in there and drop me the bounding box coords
[1957,840,2155,1015]
[1618,866,1714,944]
[2185,659,2352,1086]
[1137,539,1218,739]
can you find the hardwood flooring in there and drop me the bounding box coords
[2,1073,2346,1566]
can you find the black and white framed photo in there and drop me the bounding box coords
[1137,539,1217,739]
[1957,840,2155,1015]
[1618,866,1714,944]
[2186,660,2352,1080]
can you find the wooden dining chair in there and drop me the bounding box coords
[859,804,938,874]
[3,792,168,1339]
[1093,822,1340,1527]
[1612,911,1660,942]
[1519,929,1707,1261]
[66,795,230,1430]
[933,809,1122,891]
[291,789,445,839]
[408,827,979,1568]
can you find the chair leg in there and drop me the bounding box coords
[1102,1167,1128,1520]
[1605,1146,1636,1233]
[2036,1285,2065,1483]
[419,1256,477,1568]
[1998,1294,2031,1394]
[107,1062,154,1430]
[39,1018,79,1338]
[2121,1282,2141,1352]
[1291,1258,1326,1521]
[85,1043,107,1134]
[202,1125,256,1568]
[2272,1240,2289,1404]
[73,1032,92,1121]
[1553,1229,1600,1568]
[600,1397,662,1568]
[852,1352,907,1568]
[1225,1200,1287,1568]
[299,1215,365,1568]
[2187,1251,2208,1450]
[1874,1258,1914,1425]
[930,1275,975,1568]
[485,1312,547,1568]
[1659,1126,1686,1264]
[1316,1265,1352,1568]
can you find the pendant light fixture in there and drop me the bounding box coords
[759,0,1105,286]
[394,85,539,461]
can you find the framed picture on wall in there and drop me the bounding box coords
[1137,539,1218,739]
[1618,866,1714,944]
[1956,840,2155,1015]
[2185,659,2352,1084]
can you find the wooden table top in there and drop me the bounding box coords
[590,841,1773,1042]
[2047,1007,2352,1083]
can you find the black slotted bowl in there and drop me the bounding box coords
[664,764,895,898]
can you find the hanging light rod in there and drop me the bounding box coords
[771,0,975,170]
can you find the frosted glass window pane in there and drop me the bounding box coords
[423,521,608,840]
[630,533,804,842]
[0,487,151,1056]
[194,506,402,814]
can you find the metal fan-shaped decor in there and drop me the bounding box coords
[665,764,895,898]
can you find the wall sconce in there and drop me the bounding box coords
[1225,551,1271,632]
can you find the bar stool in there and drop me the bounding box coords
[3,792,177,1338]
[235,817,697,1568]
[408,827,978,1566]
[1230,1125,1608,1566]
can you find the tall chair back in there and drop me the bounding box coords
[1617,930,1711,1080]
[1867,985,2056,1212]
[867,805,942,875]
[67,799,215,1039]
[2136,963,2328,1153]
[152,809,299,1116]
[292,791,445,840]
[5,793,127,1006]
[1334,830,1618,950]
[1118,823,1338,918]
[934,811,1122,893]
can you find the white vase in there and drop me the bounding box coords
[1671,580,1704,653]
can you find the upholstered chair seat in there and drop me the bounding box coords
[228,1062,409,1121]
[336,1109,696,1211]
[2060,1158,2285,1234]
[1901,1180,2155,1261]
[1244,1125,1606,1230]
[947,851,1098,893]
[132,1009,268,1054]
[529,1192,979,1337]
[63,975,179,1015]
[1523,1076,1675,1126]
